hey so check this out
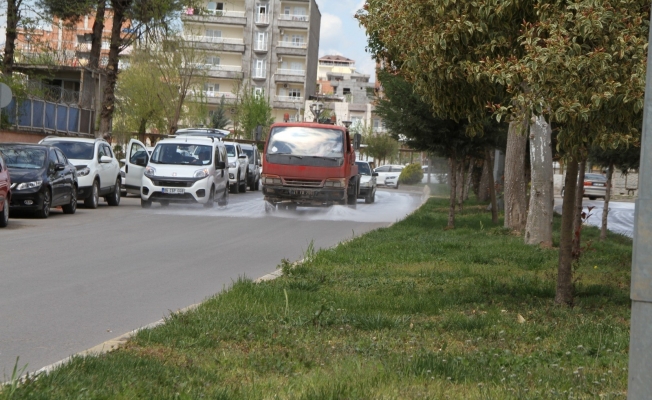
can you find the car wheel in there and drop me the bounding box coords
[371,189,376,203]
[0,198,8,227]
[85,180,99,209]
[240,172,247,193]
[218,186,229,206]
[204,186,215,208]
[395,182,400,189]
[365,190,373,204]
[141,198,152,208]
[254,178,260,191]
[35,188,51,219]
[62,185,77,214]
[107,178,121,206]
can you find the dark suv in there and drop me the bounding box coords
[0,143,78,218]
[240,143,261,190]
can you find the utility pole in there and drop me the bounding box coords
[627,4,652,398]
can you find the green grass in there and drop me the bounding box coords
[2,199,632,399]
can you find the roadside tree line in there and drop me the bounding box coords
[357,0,646,306]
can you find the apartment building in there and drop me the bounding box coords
[181,0,321,124]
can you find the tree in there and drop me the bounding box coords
[3,0,25,76]
[211,95,230,129]
[503,114,528,232]
[233,86,273,140]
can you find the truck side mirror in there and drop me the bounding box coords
[353,133,361,150]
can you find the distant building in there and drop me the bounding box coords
[181,0,321,125]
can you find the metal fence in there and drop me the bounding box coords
[3,97,94,136]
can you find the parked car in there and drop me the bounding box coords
[123,137,229,208]
[120,147,153,196]
[39,137,121,208]
[0,143,78,218]
[561,172,608,200]
[356,161,377,203]
[0,153,11,227]
[240,143,261,190]
[374,164,404,189]
[223,141,249,193]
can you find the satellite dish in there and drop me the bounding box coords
[0,83,12,109]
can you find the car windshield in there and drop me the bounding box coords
[0,147,46,169]
[150,144,212,165]
[45,141,94,160]
[242,148,255,163]
[225,144,237,157]
[267,127,344,158]
[356,162,371,175]
[585,173,607,182]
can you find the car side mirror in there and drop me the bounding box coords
[100,155,112,163]
[135,156,147,167]
[217,161,226,169]
[238,154,247,159]
[55,163,65,171]
[372,172,378,177]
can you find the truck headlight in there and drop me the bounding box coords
[144,166,156,178]
[194,168,210,178]
[262,174,282,185]
[324,178,346,188]
[16,180,42,190]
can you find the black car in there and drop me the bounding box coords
[0,143,78,218]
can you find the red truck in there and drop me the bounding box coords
[262,121,360,211]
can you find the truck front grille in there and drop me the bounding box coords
[283,178,323,187]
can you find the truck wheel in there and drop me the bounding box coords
[347,183,358,205]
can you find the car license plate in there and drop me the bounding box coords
[592,183,605,187]
[162,188,185,194]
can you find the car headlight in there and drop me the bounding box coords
[324,178,346,188]
[77,167,91,177]
[262,174,282,185]
[360,181,370,187]
[16,180,43,190]
[194,168,210,178]
[386,175,397,180]
[228,161,236,168]
[144,166,156,178]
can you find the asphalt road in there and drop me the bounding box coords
[553,197,636,237]
[0,187,425,379]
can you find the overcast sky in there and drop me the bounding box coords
[314,0,375,81]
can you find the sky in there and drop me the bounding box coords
[314,0,375,81]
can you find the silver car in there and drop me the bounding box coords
[562,172,607,200]
[356,161,377,203]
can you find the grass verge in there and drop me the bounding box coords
[2,198,632,399]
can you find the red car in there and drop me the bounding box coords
[0,153,10,227]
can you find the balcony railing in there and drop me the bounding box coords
[276,69,305,76]
[183,35,244,45]
[184,8,245,18]
[187,63,242,72]
[276,95,303,102]
[277,41,307,49]
[191,91,238,99]
[253,69,267,79]
[254,42,268,51]
[255,13,270,24]
[278,14,309,22]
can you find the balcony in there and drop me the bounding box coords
[253,42,268,53]
[181,8,246,26]
[182,35,245,53]
[187,63,244,79]
[190,91,238,105]
[275,69,306,84]
[278,14,309,29]
[255,13,270,25]
[273,95,303,109]
[276,41,307,56]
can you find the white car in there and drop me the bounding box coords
[223,141,249,193]
[374,164,404,189]
[39,136,122,208]
[120,147,153,195]
[355,161,377,203]
[123,137,229,208]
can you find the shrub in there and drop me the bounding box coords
[399,163,424,184]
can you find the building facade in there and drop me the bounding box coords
[181,0,321,125]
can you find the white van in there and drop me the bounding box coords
[123,137,229,208]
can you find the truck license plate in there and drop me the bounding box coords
[289,189,313,197]
[162,188,185,194]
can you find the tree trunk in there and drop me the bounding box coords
[426,155,432,184]
[555,159,579,306]
[84,0,106,136]
[600,162,614,241]
[138,118,147,136]
[572,159,587,259]
[463,158,473,201]
[524,115,554,246]
[485,146,498,224]
[447,156,457,229]
[503,115,529,232]
[2,0,21,76]
[456,159,465,211]
[478,153,492,202]
[98,0,131,139]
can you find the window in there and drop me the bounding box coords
[290,62,303,71]
[291,35,304,46]
[204,83,219,93]
[253,59,266,77]
[256,32,267,50]
[254,87,264,96]
[48,149,59,170]
[284,6,290,15]
[206,55,220,65]
[103,144,113,158]
[55,149,68,165]
[288,88,301,98]
[216,2,224,10]
[130,142,148,164]
[375,166,390,172]
[343,88,351,95]
[206,29,222,38]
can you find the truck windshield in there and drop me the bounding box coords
[267,127,344,158]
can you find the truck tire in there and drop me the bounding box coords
[347,179,358,205]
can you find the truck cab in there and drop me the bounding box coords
[262,122,360,210]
